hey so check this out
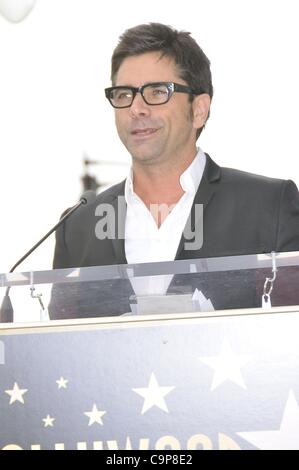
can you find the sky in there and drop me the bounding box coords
[0,0,299,278]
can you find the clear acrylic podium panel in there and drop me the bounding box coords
[1,251,299,323]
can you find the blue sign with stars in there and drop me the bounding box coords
[1,308,299,450]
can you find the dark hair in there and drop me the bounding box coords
[111,23,213,138]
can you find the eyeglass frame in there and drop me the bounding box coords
[104,81,197,108]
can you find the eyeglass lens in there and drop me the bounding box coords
[110,83,171,107]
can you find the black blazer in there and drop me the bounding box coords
[53,154,299,269]
[49,155,299,319]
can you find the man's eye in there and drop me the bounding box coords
[152,88,167,95]
[118,92,130,100]
[113,90,132,101]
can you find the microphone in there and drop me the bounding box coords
[0,190,97,323]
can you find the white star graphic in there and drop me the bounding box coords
[84,404,106,426]
[56,377,68,389]
[5,382,28,404]
[199,339,250,391]
[43,415,55,428]
[132,372,175,414]
[237,390,299,449]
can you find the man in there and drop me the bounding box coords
[50,23,299,318]
[53,22,299,270]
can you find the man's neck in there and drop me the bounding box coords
[132,149,198,207]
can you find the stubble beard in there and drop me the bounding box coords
[123,131,168,167]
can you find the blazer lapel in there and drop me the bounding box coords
[175,154,221,259]
[109,184,128,264]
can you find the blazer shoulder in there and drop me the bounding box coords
[204,153,287,189]
[221,168,299,210]
[95,180,126,204]
[60,180,126,229]
[220,165,286,187]
[204,154,299,207]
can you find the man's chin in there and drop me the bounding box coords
[128,143,162,165]
[132,154,156,165]
[131,152,158,165]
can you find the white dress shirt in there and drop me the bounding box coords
[125,148,206,265]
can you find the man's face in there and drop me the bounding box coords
[113,52,204,167]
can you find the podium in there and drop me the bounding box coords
[1,252,299,450]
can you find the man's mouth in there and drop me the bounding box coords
[131,128,158,137]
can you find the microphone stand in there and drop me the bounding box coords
[0,192,95,323]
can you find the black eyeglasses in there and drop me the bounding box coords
[104,82,196,108]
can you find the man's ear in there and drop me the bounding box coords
[192,93,211,129]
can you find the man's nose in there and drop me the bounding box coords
[129,92,150,118]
